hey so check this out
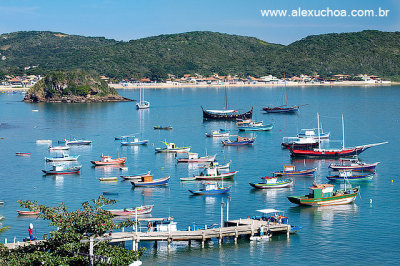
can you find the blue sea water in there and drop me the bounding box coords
[0,86,399,265]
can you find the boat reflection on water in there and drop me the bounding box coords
[133,187,171,198]
[250,187,294,204]
[94,165,121,174]
[290,158,336,170]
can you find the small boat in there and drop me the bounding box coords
[16,152,31,156]
[115,136,128,140]
[222,136,255,146]
[91,155,126,166]
[329,157,379,171]
[136,87,150,109]
[131,176,170,187]
[42,165,81,175]
[202,106,253,120]
[250,209,302,235]
[263,105,299,113]
[17,210,40,216]
[155,142,190,153]
[189,182,231,195]
[154,126,173,130]
[58,138,92,145]
[205,130,230,137]
[121,171,152,181]
[250,176,293,189]
[121,136,149,146]
[108,205,154,216]
[177,153,216,163]
[199,161,231,170]
[238,123,273,131]
[273,165,317,176]
[297,128,330,140]
[236,119,261,126]
[103,191,119,196]
[287,182,359,206]
[281,137,319,150]
[45,153,80,162]
[0,201,4,205]
[99,177,118,182]
[36,139,52,144]
[49,146,69,151]
[326,170,375,182]
[182,167,238,181]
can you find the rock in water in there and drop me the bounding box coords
[24,70,133,103]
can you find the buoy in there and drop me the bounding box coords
[370,199,373,204]
[161,167,164,170]
[30,223,33,229]
[391,180,393,183]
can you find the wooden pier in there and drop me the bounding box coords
[4,218,290,250]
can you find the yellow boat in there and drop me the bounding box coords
[99,177,118,182]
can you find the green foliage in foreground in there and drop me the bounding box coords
[0,196,143,265]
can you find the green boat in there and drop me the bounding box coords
[288,183,359,206]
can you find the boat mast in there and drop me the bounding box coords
[284,72,287,106]
[225,85,227,110]
[317,113,321,144]
[342,114,345,149]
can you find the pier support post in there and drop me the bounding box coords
[251,221,254,236]
[167,238,172,251]
[132,239,137,251]
[188,240,191,246]
[234,229,238,244]
[202,231,205,248]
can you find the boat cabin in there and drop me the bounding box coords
[100,155,113,162]
[264,177,278,184]
[154,220,178,232]
[282,165,296,173]
[339,170,352,178]
[52,165,65,171]
[188,153,199,160]
[309,183,334,198]
[166,142,176,149]
[202,182,218,190]
[204,167,218,176]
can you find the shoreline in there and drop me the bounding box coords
[0,81,397,91]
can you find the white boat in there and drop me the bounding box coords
[49,146,70,151]
[45,153,80,162]
[205,130,230,137]
[36,139,52,144]
[177,153,216,163]
[136,87,150,109]
[155,142,191,153]
[58,138,92,145]
[121,136,149,146]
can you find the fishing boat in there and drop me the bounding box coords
[287,182,359,206]
[205,130,230,137]
[189,182,231,195]
[121,136,149,146]
[222,136,255,146]
[273,165,317,176]
[136,87,150,109]
[202,85,252,120]
[131,176,170,187]
[289,114,388,158]
[250,176,293,189]
[262,73,302,113]
[326,170,375,182]
[177,153,216,163]
[155,141,191,153]
[236,119,263,126]
[181,167,238,181]
[49,146,69,151]
[16,152,31,156]
[238,123,273,131]
[199,161,231,170]
[121,171,152,181]
[99,177,118,182]
[91,155,126,166]
[329,157,379,171]
[58,138,92,145]
[45,153,80,162]
[17,210,40,216]
[281,136,319,150]
[108,205,154,216]
[154,126,173,130]
[42,165,81,175]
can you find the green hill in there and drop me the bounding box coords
[1,30,400,80]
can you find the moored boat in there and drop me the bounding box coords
[222,136,255,146]
[263,105,299,113]
[91,155,126,166]
[103,191,119,196]
[238,123,273,131]
[281,137,319,150]
[155,142,190,153]
[45,153,80,162]
[154,126,173,130]
[273,165,316,176]
[205,130,230,137]
[108,205,154,216]
[177,153,216,163]
[17,210,40,216]
[181,167,238,181]
[131,176,170,187]
[16,152,31,156]
[136,87,150,109]
[287,182,359,206]
[49,146,70,151]
[121,171,152,181]
[189,182,231,195]
[58,138,92,145]
[121,136,149,146]
[329,157,379,171]
[99,177,118,182]
[250,176,293,189]
[202,106,253,120]
[326,170,375,182]
[42,165,81,175]
[199,161,231,170]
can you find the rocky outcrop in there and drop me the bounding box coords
[23,70,134,103]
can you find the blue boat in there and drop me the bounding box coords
[238,123,273,131]
[326,170,375,182]
[103,191,119,196]
[131,176,170,187]
[189,182,231,195]
[222,136,256,146]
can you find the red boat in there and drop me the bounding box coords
[17,210,40,216]
[16,152,31,156]
[108,205,154,216]
[288,142,387,158]
[91,155,126,166]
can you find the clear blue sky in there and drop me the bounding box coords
[0,0,399,44]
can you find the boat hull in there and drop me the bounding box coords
[329,163,379,171]
[189,187,231,195]
[222,140,255,146]
[250,180,293,189]
[326,173,374,182]
[121,140,148,145]
[155,147,190,153]
[177,155,216,163]
[288,191,358,206]
[263,106,299,113]
[91,158,126,166]
[202,106,253,120]
[194,171,238,181]
[273,168,317,176]
[108,205,153,216]
[238,124,273,131]
[42,167,81,175]
[288,146,368,158]
[17,211,40,216]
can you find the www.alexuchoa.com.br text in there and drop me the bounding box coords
[260,7,390,17]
